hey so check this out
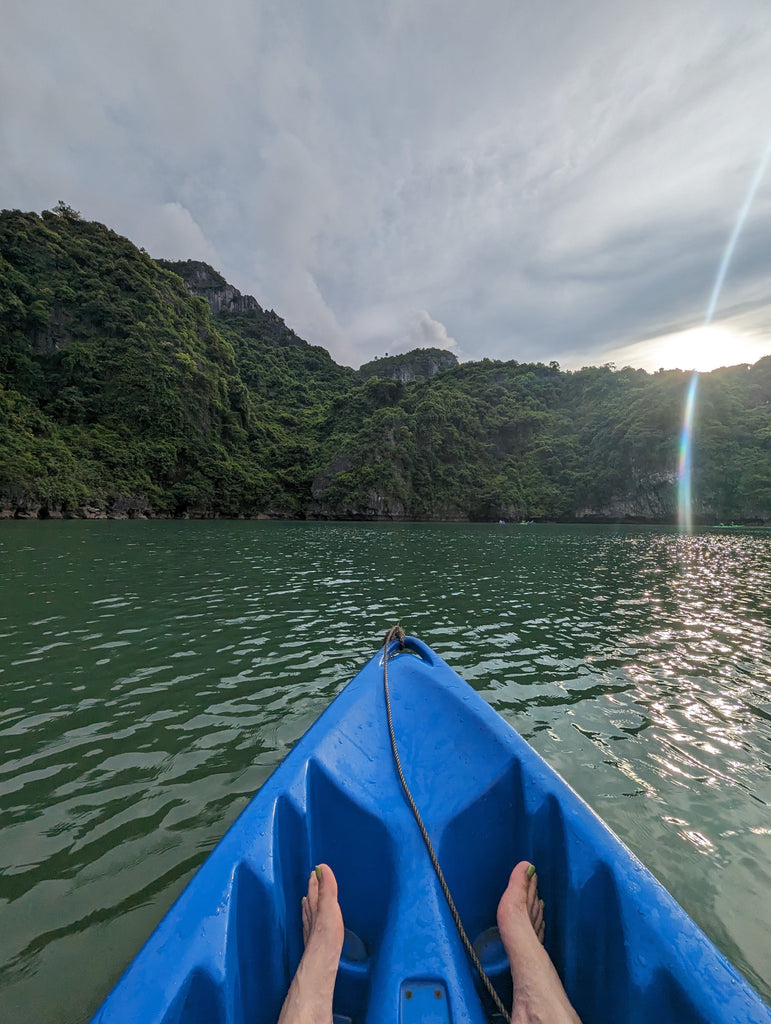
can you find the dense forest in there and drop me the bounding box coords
[1,205,769,523]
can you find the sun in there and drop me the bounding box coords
[631,323,770,373]
[654,324,742,372]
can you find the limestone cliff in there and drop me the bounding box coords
[157,260,262,315]
[157,259,316,352]
[3,206,769,524]
[358,348,458,383]
[573,471,679,523]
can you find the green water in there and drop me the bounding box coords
[1,521,769,1022]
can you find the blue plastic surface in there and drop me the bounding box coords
[90,638,771,1024]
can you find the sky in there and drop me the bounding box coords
[3,1,771,373]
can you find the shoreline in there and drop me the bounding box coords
[2,506,768,527]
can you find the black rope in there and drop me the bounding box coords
[381,624,511,1024]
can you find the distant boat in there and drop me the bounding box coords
[90,637,771,1024]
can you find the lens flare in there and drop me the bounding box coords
[705,138,771,324]
[678,372,698,532]
[680,137,771,531]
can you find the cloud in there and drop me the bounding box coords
[396,311,463,359]
[3,1,771,372]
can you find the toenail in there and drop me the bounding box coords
[315,865,323,882]
[526,863,536,878]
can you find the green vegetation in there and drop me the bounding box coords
[1,206,769,522]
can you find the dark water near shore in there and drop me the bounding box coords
[1,521,769,1022]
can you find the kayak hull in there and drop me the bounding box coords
[90,637,771,1024]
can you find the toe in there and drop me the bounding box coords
[526,875,538,917]
[497,861,536,941]
[307,869,319,913]
[532,898,543,935]
[314,864,338,920]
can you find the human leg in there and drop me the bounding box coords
[497,861,582,1024]
[277,864,344,1024]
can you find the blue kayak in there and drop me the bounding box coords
[90,636,771,1024]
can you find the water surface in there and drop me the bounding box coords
[1,522,769,1021]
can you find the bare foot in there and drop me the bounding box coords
[277,864,344,1024]
[497,862,582,1024]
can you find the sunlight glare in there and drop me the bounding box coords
[592,321,770,374]
[645,323,762,372]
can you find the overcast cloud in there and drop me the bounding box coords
[2,0,771,371]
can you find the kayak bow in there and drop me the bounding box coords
[90,636,771,1024]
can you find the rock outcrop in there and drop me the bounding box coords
[358,348,458,383]
[574,472,679,523]
[0,490,154,520]
[157,259,310,348]
[157,259,263,315]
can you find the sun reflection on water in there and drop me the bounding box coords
[629,536,769,821]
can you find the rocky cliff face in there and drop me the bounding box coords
[358,347,458,383]
[157,259,311,347]
[574,472,678,523]
[157,259,263,315]
[0,487,154,520]
[570,470,750,524]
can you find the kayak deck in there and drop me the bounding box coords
[90,637,771,1024]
